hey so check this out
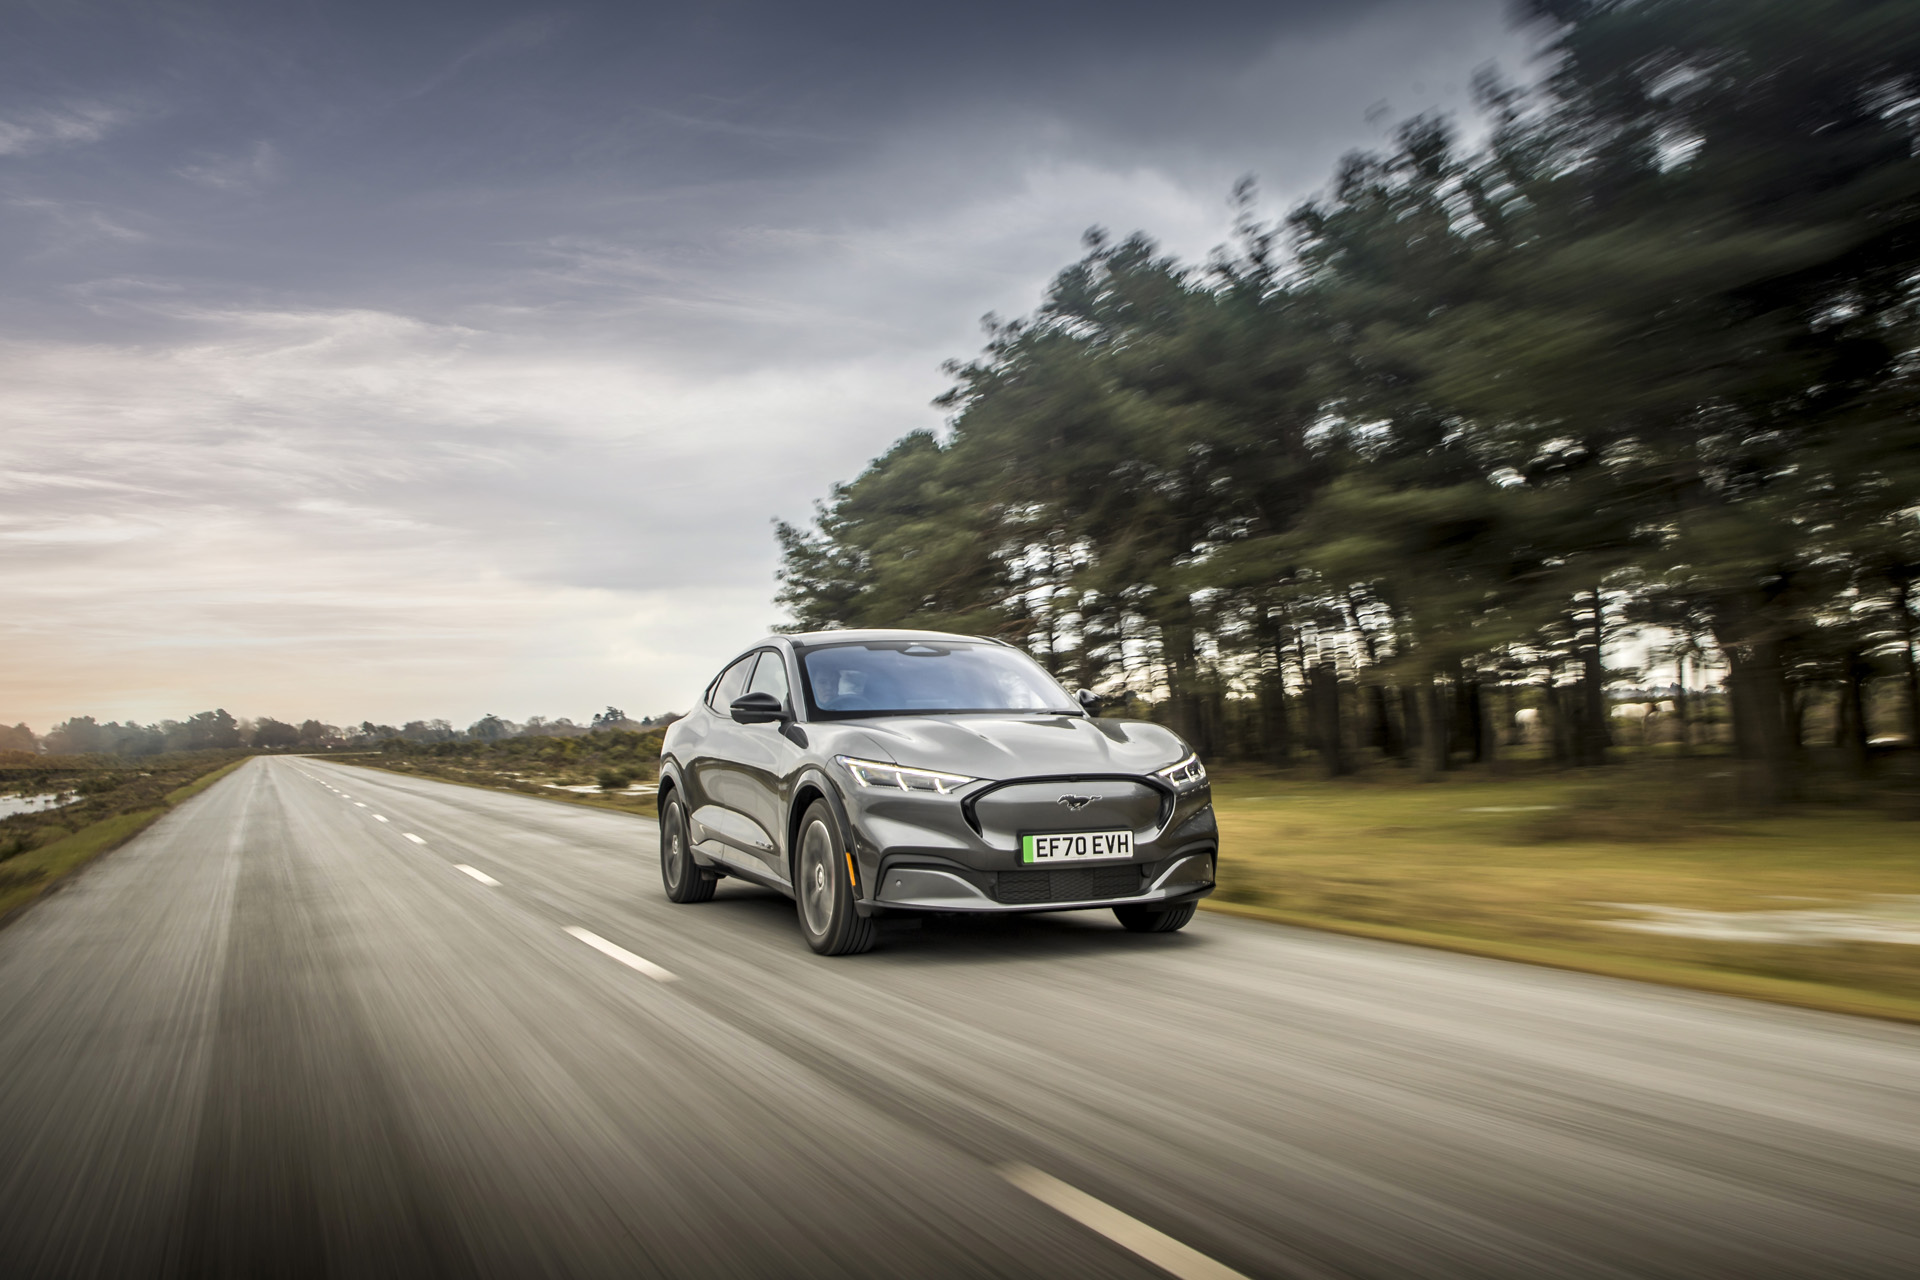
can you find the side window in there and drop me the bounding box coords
[745,650,791,708]
[706,654,757,711]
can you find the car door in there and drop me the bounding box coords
[685,652,761,863]
[732,649,807,884]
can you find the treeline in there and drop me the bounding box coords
[21,706,677,757]
[366,727,669,790]
[775,0,1920,802]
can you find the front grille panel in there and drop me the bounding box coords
[995,865,1142,905]
[971,779,1164,844]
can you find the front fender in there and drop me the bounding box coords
[787,764,870,893]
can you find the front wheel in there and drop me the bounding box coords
[1114,901,1195,933]
[659,795,715,903]
[794,800,876,956]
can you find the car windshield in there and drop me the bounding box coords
[800,641,1078,718]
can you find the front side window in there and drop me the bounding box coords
[745,650,791,707]
[799,641,1076,719]
[706,653,757,711]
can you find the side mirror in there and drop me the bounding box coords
[1075,689,1102,714]
[730,691,788,724]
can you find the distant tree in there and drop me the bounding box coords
[44,716,105,754]
[297,719,340,746]
[0,723,36,752]
[590,707,630,730]
[251,717,301,750]
[168,709,242,750]
[468,714,509,741]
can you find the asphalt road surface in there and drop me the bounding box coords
[1,757,1916,1279]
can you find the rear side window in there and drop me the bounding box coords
[706,654,757,711]
[745,651,791,706]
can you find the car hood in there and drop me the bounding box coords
[829,714,1191,781]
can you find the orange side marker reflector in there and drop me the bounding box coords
[845,851,859,894]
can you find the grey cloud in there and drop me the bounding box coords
[0,0,1528,726]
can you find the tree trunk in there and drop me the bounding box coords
[1721,635,1799,806]
[1575,587,1610,766]
[1457,678,1488,764]
[1673,651,1692,755]
[1308,663,1351,777]
[1542,677,1572,765]
[1421,677,1450,778]
[1399,686,1423,768]
[1840,651,1870,777]
[1259,677,1293,766]
[1367,685,1401,759]
[1895,578,1920,747]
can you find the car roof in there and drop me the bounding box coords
[772,628,1011,650]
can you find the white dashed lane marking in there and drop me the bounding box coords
[455,864,500,886]
[354,802,366,807]
[999,1164,1250,1280]
[403,833,426,845]
[564,927,676,983]
[372,814,388,822]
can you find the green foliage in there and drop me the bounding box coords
[776,0,1920,802]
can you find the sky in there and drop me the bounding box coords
[1,0,1536,731]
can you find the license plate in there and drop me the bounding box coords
[1021,830,1133,863]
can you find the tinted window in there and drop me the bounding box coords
[706,654,757,711]
[800,641,1076,718]
[745,651,791,706]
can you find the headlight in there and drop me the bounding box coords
[835,756,976,795]
[1154,753,1207,790]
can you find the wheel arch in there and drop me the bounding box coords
[785,769,849,880]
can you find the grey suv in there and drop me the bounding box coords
[656,629,1217,954]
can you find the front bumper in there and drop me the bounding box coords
[842,772,1219,916]
[863,851,1215,915]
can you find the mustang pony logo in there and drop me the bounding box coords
[1056,794,1094,811]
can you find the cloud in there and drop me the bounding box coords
[0,0,1533,729]
[0,103,122,156]
[176,140,280,191]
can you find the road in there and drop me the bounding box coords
[0,757,1916,1279]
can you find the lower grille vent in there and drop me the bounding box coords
[996,865,1141,905]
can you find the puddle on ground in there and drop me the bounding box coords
[1601,899,1920,945]
[0,793,80,819]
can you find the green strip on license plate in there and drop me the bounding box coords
[1021,831,1132,862]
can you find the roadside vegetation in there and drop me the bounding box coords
[1207,753,1920,1021]
[0,749,249,922]
[335,728,668,817]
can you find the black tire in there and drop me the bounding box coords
[1114,901,1196,933]
[793,800,876,956]
[660,795,716,903]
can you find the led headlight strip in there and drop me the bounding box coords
[1153,753,1208,789]
[835,755,976,795]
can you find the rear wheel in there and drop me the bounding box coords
[1114,901,1195,933]
[794,800,876,956]
[659,795,715,903]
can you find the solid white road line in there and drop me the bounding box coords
[372,814,389,822]
[454,864,501,886]
[564,926,676,983]
[403,833,426,845]
[998,1165,1249,1280]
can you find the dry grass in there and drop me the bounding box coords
[1206,760,1920,1020]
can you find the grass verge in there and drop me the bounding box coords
[1201,761,1920,1025]
[0,756,250,925]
